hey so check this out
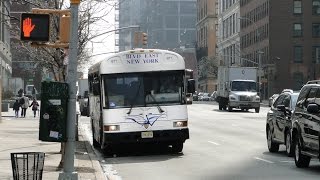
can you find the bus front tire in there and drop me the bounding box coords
[171,142,183,153]
[91,122,100,148]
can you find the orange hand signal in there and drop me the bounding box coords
[23,18,35,38]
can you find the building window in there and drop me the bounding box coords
[292,72,304,90]
[293,0,302,14]
[313,23,320,37]
[294,46,303,63]
[293,23,302,37]
[312,46,320,63]
[313,0,320,15]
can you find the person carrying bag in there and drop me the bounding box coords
[29,98,39,118]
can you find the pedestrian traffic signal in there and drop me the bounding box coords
[142,32,148,45]
[20,13,50,42]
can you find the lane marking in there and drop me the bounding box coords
[254,157,274,164]
[208,141,220,145]
[279,160,294,163]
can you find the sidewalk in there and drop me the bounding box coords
[0,105,106,180]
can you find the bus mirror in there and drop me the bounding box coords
[187,79,195,93]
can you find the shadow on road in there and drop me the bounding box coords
[98,143,184,163]
[211,109,256,113]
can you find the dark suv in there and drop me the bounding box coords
[291,83,320,168]
[266,90,299,156]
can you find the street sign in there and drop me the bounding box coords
[20,13,50,42]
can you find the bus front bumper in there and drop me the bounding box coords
[103,128,189,145]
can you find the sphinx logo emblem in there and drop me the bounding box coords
[143,124,150,129]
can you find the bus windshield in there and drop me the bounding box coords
[102,71,184,109]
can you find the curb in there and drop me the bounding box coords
[79,126,107,180]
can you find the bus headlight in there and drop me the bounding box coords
[173,121,188,127]
[104,125,120,131]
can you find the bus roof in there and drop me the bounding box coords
[88,49,185,74]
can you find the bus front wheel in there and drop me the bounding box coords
[171,142,183,153]
[91,121,100,148]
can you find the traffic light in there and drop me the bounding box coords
[20,13,50,42]
[142,32,148,45]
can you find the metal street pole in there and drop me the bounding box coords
[58,0,80,179]
[258,52,262,99]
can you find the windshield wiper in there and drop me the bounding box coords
[127,81,142,115]
[146,93,164,113]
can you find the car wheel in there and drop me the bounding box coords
[285,131,294,157]
[219,104,222,110]
[255,107,260,113]
[267,127,279,152]
[228,104,233,112]
[294,135,311,168]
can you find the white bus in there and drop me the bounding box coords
[88,49,195,153]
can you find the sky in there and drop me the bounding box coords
[64,0,116,75]
[86,1,116,64]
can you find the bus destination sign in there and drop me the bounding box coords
[125,53,160,64]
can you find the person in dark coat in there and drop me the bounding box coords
[29,98,39,118]
[18,88,23,97]
[13,100,20,118]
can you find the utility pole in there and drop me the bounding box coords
[258,51,263,99]
[58,0,80,179]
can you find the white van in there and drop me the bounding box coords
[25,85,36,97]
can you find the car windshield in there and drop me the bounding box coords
[102,71,184,108]
[231,81,257,92]
[291,94,299,109]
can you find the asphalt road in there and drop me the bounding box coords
[79,102,320,180]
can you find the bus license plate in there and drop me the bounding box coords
[141,131,153,138]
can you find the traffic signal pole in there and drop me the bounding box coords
[58,0,79,179]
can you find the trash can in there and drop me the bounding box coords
[11,152,45,180]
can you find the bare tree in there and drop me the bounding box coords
[198,56,219,79]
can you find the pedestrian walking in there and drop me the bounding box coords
[32,87,36,99]
[18,88,23,97]
[29,98,39,118]
[13,100,20,118]
[20,95,30,118]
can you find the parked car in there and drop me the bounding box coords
[193,91,199,101]
[199,93,210,101]
[291,83,320,168]
[210,91,217,101]
[185,93,192,104]
[268,94,279,107]
[197,92,204,101]
[266,91,299,156]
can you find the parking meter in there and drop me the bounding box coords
[39,81,68,142]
